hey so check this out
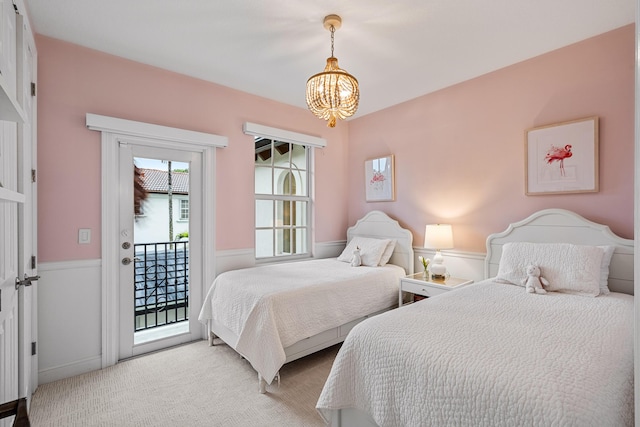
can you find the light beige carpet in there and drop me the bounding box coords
[29,340,340,426]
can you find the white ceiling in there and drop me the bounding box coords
[24,0,635,118]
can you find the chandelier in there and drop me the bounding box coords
[306,15,359,128]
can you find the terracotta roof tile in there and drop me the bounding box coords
[139,168,189,194]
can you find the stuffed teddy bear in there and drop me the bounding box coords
[350,246,362,267]
[522,264,549,294]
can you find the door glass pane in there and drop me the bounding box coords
[132,157,190,341]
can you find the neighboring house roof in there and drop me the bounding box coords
[139,168,189,194]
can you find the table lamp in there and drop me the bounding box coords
[424,224,454,279]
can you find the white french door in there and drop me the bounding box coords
[118,143,203,360]
[0,120,36,417]
[86,113,224,368]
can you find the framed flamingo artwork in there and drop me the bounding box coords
[525,116,599,195]
[365,155,395,202]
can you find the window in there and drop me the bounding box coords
[254,138,310,259]
[179,199,189,220]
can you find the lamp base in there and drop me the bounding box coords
[430,262,447,277]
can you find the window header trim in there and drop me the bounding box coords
[243,122,326,148]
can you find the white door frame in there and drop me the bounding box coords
[86,114,227,368]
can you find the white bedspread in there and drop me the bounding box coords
[317,280,634,426]
[198,258,404,384]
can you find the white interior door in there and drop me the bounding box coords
[0,121,35,418]
[118,143,203,360]
[17,14,37,400]
[0,6,37,418]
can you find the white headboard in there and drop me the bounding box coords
[485,209,634,295]
[347,211,414,274]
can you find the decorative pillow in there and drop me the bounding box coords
[597,245,615,295]
[337,237,391,267]
[495,242,604,297]
[378,239,397,266]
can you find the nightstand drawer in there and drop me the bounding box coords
[401,281,448,297]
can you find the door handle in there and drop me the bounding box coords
[121,257,141,265]
[15,274,40,290]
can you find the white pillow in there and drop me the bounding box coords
[378,239,397,266]
[337,237,391,267]
[597,245,615,295]
[495,242,604,297]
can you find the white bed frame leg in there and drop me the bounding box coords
[258,373,267,394]
[207,322,216,346]
[258,372,280,394]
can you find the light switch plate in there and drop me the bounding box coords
[78,228,91,244]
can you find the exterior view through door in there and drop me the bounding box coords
[132,157,190,345]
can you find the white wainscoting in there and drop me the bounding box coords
[414,248,486,282]
[213,244,486,281]
[38,259,102,384]
[314,241,347,259]
[213,241,348,276]
[35,245,486,384]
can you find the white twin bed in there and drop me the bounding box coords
[316,209,634,426]
[198,211,414,393]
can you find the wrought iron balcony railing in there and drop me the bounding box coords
[134,241,189,332]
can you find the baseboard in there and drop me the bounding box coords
[38,355,102,384]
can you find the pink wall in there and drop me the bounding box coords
[37,24,635,262]
[36,35,349,262]
[347,25,635,252]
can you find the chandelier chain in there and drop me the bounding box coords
[330,25,335,57]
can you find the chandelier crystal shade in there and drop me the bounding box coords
[306,15,359,128]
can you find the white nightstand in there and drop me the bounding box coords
[399,273,473,306]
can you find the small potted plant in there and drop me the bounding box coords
[418,256,430,278]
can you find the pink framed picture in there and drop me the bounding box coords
[365,155,395,202]
[525,117,599,195]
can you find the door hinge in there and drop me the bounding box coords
[31,82,36,97]
[31,255,36,269]
[31,169,36,183]
[31,342,36,356]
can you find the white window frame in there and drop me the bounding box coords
[244,122,326,262]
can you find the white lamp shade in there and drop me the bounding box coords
[424,224,454,250]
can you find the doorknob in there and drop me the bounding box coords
[121,257,141,265]
[15,274,40,290]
